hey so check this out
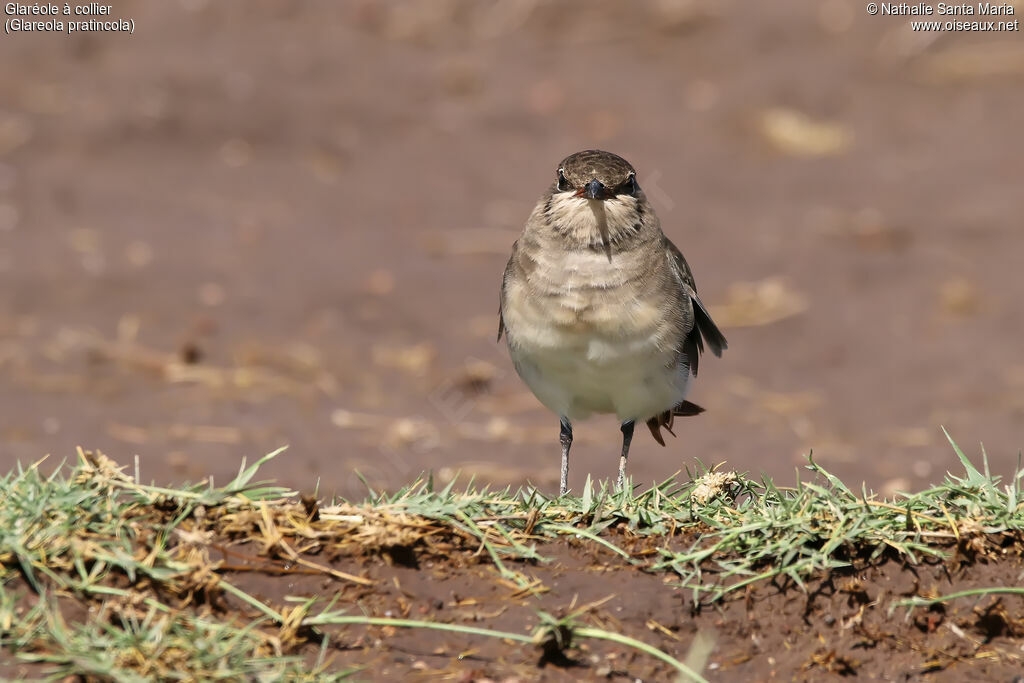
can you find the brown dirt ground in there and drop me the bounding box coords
[5,522,1024,681]
[220,532,1024,681]
[2,1,1024,679]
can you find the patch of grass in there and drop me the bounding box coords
[0,432,1022,679]
[4,590,352,681]
[354,429,1024,604]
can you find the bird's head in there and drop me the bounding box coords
[536,150,653,256]
[555,150,640,201]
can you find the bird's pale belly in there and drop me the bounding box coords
[507,314,690,422]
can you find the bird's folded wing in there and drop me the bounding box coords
[665,238,728,372]
[497,241,519,342]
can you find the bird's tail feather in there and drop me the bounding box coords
[645,400,705,446]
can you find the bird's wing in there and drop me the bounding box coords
[664,236,727,377]
[497,240,517,342]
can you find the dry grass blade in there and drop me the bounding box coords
[257,501,373,586]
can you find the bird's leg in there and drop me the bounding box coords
[559,417,573,496]
[617,420,635,491]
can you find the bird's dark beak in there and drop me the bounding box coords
[581,179,606,200]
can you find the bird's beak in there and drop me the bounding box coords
[579,179,606,200]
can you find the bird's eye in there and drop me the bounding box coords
[619,172,638,196]
[557,169,571,192]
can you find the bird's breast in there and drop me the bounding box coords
[504,248,675,359]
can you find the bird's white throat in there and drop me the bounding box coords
[547,192,641,249]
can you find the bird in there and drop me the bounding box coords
[498,149,727,495]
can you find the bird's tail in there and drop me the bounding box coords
[645,400,705,446]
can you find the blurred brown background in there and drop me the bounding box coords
[1,1,1021,499]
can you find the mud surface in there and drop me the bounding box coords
[2,2,1022,496]
[5,527,1024,681]
[239,537,1024,681]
